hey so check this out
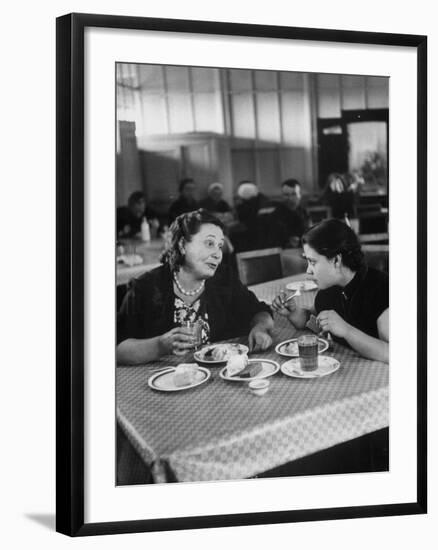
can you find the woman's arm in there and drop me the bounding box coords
[117,336,164,365]
[271,293,312,329]
[248,311,274,351]
[117,327,196,365]
[343,325,388,363]
[317,308,389,363]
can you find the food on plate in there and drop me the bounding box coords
[226,354,248,377]
[284,341,299,355]
[226,355,263,378]
[202,344,245,362]
[236,362,263,379]
[173,363,203,387]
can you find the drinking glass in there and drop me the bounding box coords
[185,320,203,350]
[297,334,319,371]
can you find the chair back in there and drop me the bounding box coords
[307,206,331,225]
[235,247,283,286]
[359,233,389,244]
[358,211,388,234]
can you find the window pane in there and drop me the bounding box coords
[281,91,309,146]
[137,64,165,92]
[193,93,224,133]
[191,67,220,92]
[341,75,366,110]
[231,93,255,138]
[168,94,194,132]
[165,66,190,92]
[366,76,389,108]
[140,94,168,135]
[229,69,253,92]
[280,71,304,91]
[254,70,278,91]
[256,93,280,143]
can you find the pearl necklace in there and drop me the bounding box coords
[173,273,205,296]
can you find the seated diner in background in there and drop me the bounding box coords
[117,209,274,365]
[117,191,159,238]
[272,219,389,363]
[271,178,309,248]
[168,178,200,225]
[232,180,272,250]
[200,182,234,225]
[321,172,358,221]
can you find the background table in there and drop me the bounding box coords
[117,274,389,483]
[117,238,164,286]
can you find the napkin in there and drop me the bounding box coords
[306,314,320,334]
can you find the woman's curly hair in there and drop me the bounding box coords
[160,209,224,271]
[302,218,365,272]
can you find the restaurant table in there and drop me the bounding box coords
[116,273,389,483]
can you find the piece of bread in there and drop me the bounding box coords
[305,314,320,334]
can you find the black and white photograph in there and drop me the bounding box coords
[53,10,427,538]
[115,63,390,486]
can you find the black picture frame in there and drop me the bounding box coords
[56,12,427,537]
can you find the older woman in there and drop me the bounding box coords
[272,219,389,363]
[117,209,273,364]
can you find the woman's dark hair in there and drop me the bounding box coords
[160,209,224,271]
[178,177,195,193]
[127,190,145,207]
[281,178,301,190]
[302,218,365,272]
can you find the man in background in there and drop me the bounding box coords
[272,179,309,247]
[168,178,200,224]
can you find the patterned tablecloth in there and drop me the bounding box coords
[117,274,389,483]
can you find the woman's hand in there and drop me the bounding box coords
[159,326,196,356]
[248,327,272,352]
[316,310,350,339]
[271,291,297,318]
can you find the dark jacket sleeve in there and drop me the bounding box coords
[117,278,149,345]
[117,265,175,344]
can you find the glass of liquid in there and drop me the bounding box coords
[297,334,319,372]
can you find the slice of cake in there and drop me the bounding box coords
[236,362,263,378]
[173,363,201,387]
[226,354,248,377]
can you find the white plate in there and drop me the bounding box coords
[148,366,210,392]
[194,343,249,365]
[219,359,279,382]
[281,356,340,379]
[275,337,329,358]
[286,280,318,292]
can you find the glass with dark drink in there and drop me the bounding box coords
[298,334,319,371]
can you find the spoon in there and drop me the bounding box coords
[281,289,301,305]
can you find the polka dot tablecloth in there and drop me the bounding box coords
[117,274,389,483]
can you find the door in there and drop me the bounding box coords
[317,118,349,189]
